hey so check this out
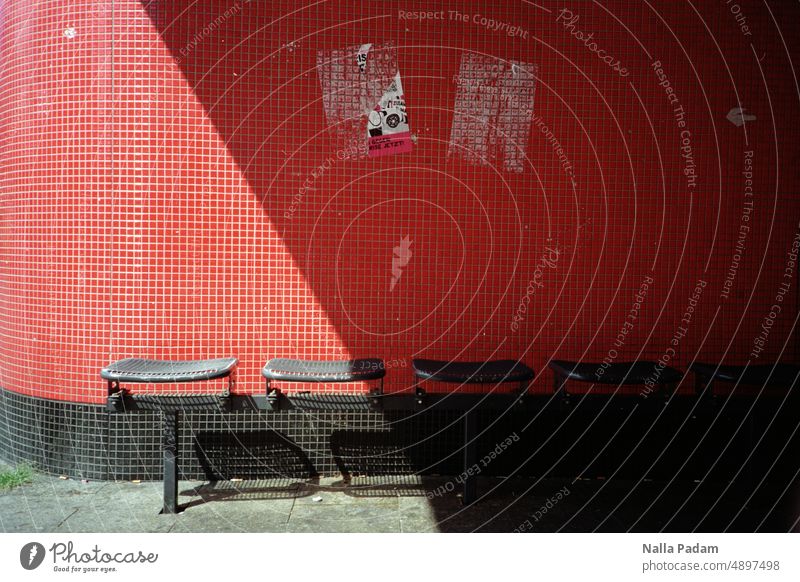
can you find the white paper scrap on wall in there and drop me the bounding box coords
[448,54,537,173]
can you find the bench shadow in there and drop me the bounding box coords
[328,400,800,532]
[330,428,450,498]
[181,430,318,507]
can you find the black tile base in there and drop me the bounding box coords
[0,386,467,480]
[2,385,800,492]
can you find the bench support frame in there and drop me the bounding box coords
[462,409,478,504]
[162,410,180,514]
[106,377,233,514]
[412,377,531,505]
[107,385,531,512]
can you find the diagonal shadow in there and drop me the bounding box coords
[136,1,545,398]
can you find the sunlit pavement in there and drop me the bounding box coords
[1,464,797,533]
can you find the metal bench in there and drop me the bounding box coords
[690,362,800,399]
[689,362,800,488]
[262,358,386,409]
[103,356,535,510]
[549,359,682,399]
[101,357,238,514]
[411,358,535,505]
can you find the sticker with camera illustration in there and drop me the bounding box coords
[367,71,413,157]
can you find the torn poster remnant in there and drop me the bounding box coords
[448,54,537,173]
[356,43,371,73]
[368,72,412,157]
[317,42,412,159]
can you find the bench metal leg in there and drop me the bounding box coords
[554,371,569,398]
[462,410,477,505]
[161,411,180,514]
[696,374,715,399]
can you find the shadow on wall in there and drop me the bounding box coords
[136,0,568,394]
[129,0,800,530]
[135,0,800,394]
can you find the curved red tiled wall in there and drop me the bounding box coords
[0,1,798,403]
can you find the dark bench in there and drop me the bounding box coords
[412,358,533,387]
[412,358,535,504]
[690,362,800,398]
[689,362,800,486]
[549,359,683,398]
[101,357,238,514]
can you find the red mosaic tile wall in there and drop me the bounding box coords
[0,0,798,403]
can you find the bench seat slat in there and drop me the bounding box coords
[100,357,237,383]
[549,360,682,385]
[412,358,534,384]
[690,363,800,386]
[262,358,386,382]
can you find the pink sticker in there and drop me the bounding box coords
[368,131,413,157]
